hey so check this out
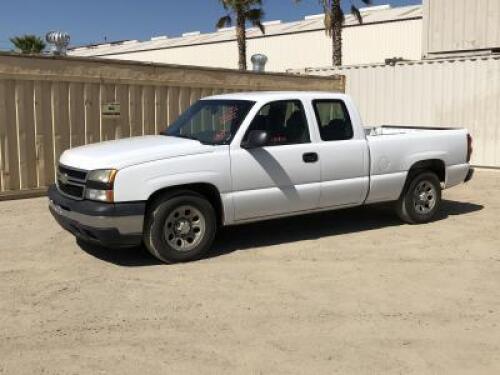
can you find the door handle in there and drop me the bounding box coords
[303,152,319,163]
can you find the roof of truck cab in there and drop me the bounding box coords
[202,91,348,102]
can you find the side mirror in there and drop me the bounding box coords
[243,130,269,149]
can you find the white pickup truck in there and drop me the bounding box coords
[49,92,474,263]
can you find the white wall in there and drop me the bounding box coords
[423,0,500,56]
[98,19,423,72]
[300,56,500,167]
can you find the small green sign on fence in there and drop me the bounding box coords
[101,103,121,118]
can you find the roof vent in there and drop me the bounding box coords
[251,54,268,72]
[45,31,70,56]
[262,20,281,26]
[359,4,391,12]
[304,14,325,20]
[217,26,236,32]
[151,36,168,41]
[182,31,201,37]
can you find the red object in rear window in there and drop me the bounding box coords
[467,134,473,162]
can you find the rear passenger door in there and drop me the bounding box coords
[313,99,370,208]
[230,100,321,221]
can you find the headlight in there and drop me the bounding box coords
[85,169,117,202]
[87,169,117,186]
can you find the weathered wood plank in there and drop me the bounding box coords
[84,83,100,145]
[199,88,214,132]
[167,86,180,126]
[34,81,54,186]
[115,84,130,139]
[179,87,190,114]
[142,86,155,135]
[100,84,117,141]
[52,82,70,167]
[0,83,4,191]
[129,85,143,136]
[155,86,168,133]
[69,82,85,148]
[200,88,212,98]
[0,80,20,191]
[15,80,37,189]
[189,87,201,105]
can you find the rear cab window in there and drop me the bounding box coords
[243,100,311,146]
[313,99,354,141]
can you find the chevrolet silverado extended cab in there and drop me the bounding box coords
[49,92,474,263]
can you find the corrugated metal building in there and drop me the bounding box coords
[294,56,500,168]
[69,4,423,72]
[291,0,500,168]
[423,0,500,58]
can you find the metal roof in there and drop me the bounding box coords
[70,4,422,57]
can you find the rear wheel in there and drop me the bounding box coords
[144,191,217,263]
[396,172,442,224]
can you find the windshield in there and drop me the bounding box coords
[163,99,255,145]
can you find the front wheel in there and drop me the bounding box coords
[144,192,217,263]
[396,172,442,224]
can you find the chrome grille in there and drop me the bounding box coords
[57,165,88,200]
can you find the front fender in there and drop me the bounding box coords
[113,151,231,202]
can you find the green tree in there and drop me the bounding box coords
[296,0,372,66]
[10,35,46,54]
[216,0,266,70]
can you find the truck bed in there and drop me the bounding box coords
[362,124,470,203]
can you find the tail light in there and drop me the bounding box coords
[466,133,473,163]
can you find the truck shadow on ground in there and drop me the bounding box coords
[77,199,483,267]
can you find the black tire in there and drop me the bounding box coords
[396,171,442,224]
[144,191,217,263]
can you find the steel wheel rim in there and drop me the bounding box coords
[413,180,437,214]
[164,205,206,252]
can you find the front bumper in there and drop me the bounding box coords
[48,185,145,247]
[464,167,475,183]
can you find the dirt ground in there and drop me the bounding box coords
[0,170,499,375]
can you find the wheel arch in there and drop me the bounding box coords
[398,159,445,199]
[146,183,224,226]
[407,159,446,183]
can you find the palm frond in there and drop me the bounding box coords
[216,15,232,29]
[10,34,46,54]
[219,0,229,11]
[350,0,372,24]
[351,5,363,24]
[216,0,266,69]
[245,8,265,34]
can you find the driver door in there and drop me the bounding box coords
[230,100,321,221]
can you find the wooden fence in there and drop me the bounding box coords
[0,53,344,198]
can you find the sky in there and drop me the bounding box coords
[0,0,421,50]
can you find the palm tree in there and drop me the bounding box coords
[216,0,266,71]
[10,35,46,54]
[296,0,372,66]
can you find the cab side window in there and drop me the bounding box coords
[313,100,354,141]
[244,100,310,146]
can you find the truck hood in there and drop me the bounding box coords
[59,135,214,170]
